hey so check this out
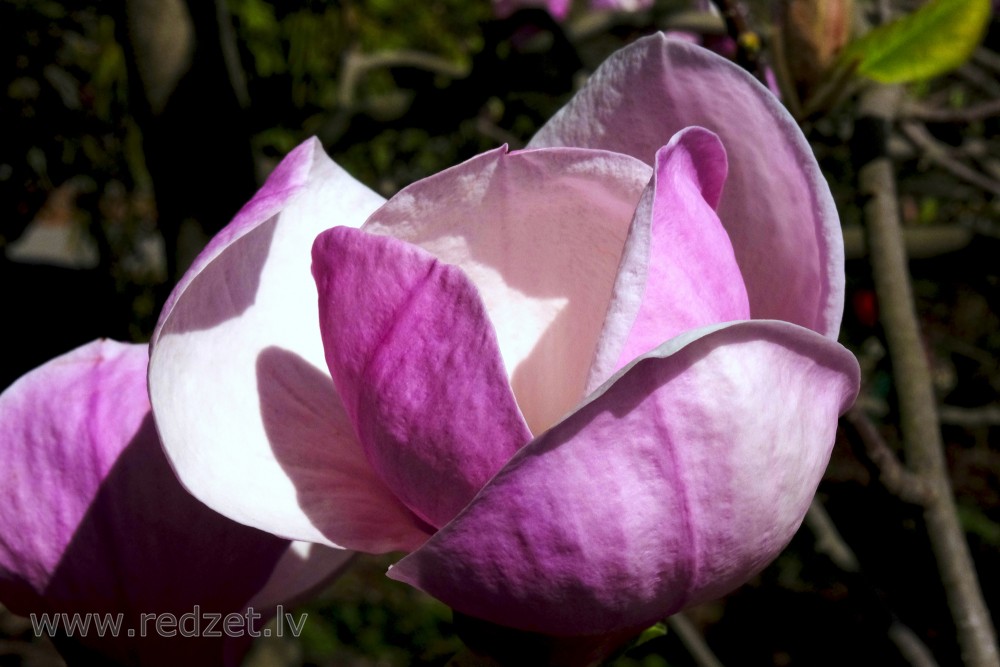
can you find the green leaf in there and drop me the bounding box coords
[634,622,668,647]
[843,0,992,83]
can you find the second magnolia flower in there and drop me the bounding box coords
[149,33,859,638]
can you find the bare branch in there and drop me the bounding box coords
[900,121,1000,197]
[806,501,941,667]
[842,225,973,260]
[972,47,1000,76]
[857,83,1000,667]
[889,622,943,667]
[666,614,725,667]
[843,408,935,506]
[901,98,1000,124]
[939,405,1000,429]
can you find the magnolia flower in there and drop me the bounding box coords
[0,340,351,666]
[149,33,859,649]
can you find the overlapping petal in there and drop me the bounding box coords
[529,34,844,339]
[389,320,860,636]
[149,138,429,553]
[362,145,651,433]
[313,227,532,529]
[587,127,749,390]
[0,340,350,666]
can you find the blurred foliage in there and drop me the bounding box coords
[1,0,138,247]
[228,0,493,186]
[843,0,992,83]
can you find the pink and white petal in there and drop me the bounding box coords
[363,146,651,434]
[0,341,297,667]
[389,320,860,636]
[587,127,749,391]
[529,34,844,339]
[149,139,427,553]
[225,542,356,666]
[158,138,318,324]
[243,542,355,626]
[313,227,533,529]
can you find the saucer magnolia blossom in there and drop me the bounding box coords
[0,341,352,666]
[149,34,859,645]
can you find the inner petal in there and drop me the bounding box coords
[312,227,533,529]
[363,146,651,434]
[587,128,750,392]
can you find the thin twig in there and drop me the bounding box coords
[972,47,1000,77]
[806,501,941,667]
[666,614,725,667]
[215,0,250,109]
[338,47,470,107]
[843,408,935,506]
[842,225,973,260]
[857,83,1000,667]
[939,405,1000,429]
[957,63,1000,97]
[888,622,943,667]
[900,121,1000,197]
[805,499,860,572]
[901,98,1000,124]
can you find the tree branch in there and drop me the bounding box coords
[857,83,999,667]
[899,121,1000,198]
[666,614,725,667]
[806,500,941,666]
[901,98,1000,124]
[842,407,935,506]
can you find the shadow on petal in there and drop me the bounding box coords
[43,414,288,667]
[256,347,432,554]
[163,216,278,335]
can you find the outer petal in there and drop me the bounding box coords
[149,138,429,553]
[529,34,844,339]
[313,227,533,529]
[389,320,860,636]
[587,127,749,391]
[245,542,354,615]
[0,341,330,666]
[363,145,651,434]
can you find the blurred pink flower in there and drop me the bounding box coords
[494,0,653,20]
[149,33,858,645]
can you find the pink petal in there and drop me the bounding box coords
[149,139,428,553]
[529,34,845,339]
[362,145,651,434]
[588,127,750,390]
[246,541,354,613]
[312,227,533,529]
[158,138,317,322]
[0,341,332,666]
[389,320,860,636]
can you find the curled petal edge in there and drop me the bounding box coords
[389,319,860,636]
